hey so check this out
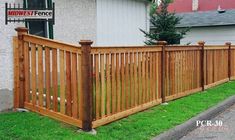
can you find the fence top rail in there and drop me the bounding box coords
[204,45,228,50]
[91,46,162,54]
[23,34,81,54]
[165,46,202,51]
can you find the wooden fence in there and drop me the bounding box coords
[13,27,235,131]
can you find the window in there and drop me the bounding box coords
[24,0,54,39]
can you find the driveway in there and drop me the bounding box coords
[180,104,235,140]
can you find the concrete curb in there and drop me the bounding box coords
[152,95,235,140]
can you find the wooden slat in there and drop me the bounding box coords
[116,53,121,112]
[125,53,130,109]
[45,47,51,109]
[121,53,125,110]
[111,54,116,113]
[66,51,72,116]
[142,52,146,103]
[130,52,134,106]
[24,42,30,103]
[52,48,58,112]
[71,53,78,118]
[38,45,44,107]
[95,54,100,118]
[31,43,37,105]
[134,52,138,106]
[100,54,105,116]
[78,55,82,119]
[138,52,142,104]
[106,53,111,115]
[60,50,66,114]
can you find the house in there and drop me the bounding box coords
[169,0,235,45]
[0,0,150,112]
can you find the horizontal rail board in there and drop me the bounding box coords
[205,78,229,89]
[92,100,162,128]
[23,34,81,53]
[166,88,202,102]
[24,102,82,128]
[165,46,201,51]
[91,47,162,54]
[205,46,229,50]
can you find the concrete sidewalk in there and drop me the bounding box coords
[181,104,235,140]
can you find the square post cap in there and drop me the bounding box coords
[15,27,28,33]
[225,42,231,46]
[156,41,167,45]
[79,40,93,46]
[198,41,205,46]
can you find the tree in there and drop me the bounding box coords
[141,0,189,45]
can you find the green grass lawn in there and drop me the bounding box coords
[1,81,235,140]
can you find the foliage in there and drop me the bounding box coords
[141,0,189,45]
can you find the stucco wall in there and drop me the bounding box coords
[0,0,24,111]
[53,0,97,45]
[181,26,235,45]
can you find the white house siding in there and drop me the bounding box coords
[0,0,24,111]
[180,26,235,45]
[96,0,149,46]
[53,0,97,45]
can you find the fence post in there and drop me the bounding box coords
[79,40,93,131]
[157,41,167,103]
[226,42,232,80]
[14,27,28,108]
[198,41,205,91]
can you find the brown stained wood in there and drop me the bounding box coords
[38,45,44,107]
[149,52,153,101]
[100,54,106,116]
[24,42,30,103]
[125,53,130,108]
[142,52,146,103]
[45,47,51,109]
[31,44,37,106]
[71,53,78,118]
[116,53,121,112]
[134,52,138,105]
[77,55,82,119]
[91,46,162,54]
[52,49,58,112]
[111,54,116,113]
[24,102,82,128]
[106,53,111,114]
[92,100,161,128]
[60,50,66,114]
[121,53,125,110]
[166,87,202,102]
[138,52,142,104]
[23,34,81,53]
[66,51,72,116]
[153,52,157,100]
[145,52,149,102]
[95,54,100,118]
[130,53,134,106]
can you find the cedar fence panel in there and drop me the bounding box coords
[13,27,235,131]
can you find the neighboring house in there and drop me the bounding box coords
[168,0,235,13]
[154,0,235,45]
[0,0,150,111]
